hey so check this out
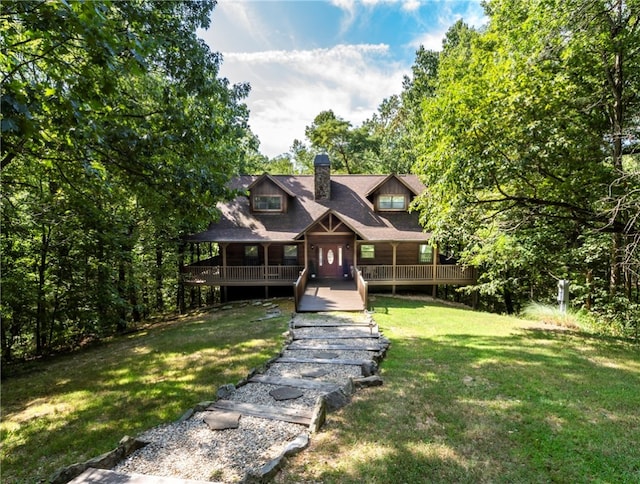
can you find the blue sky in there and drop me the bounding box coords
[199,0,487,158]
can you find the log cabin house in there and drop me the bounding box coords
[182,154,475,311]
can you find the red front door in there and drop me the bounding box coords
[317,245,342,278]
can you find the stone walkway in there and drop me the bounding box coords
[67,311,388,483]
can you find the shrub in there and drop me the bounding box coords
[521,302,581,329]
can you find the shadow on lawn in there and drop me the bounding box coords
[286,302,640,483]
[1,305,292,483]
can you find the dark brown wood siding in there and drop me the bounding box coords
[358,242,431,265]
[225,243,302,265]
[373,178,412,212]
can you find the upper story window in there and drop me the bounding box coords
[378,195,406,211]
[254,195,282,212]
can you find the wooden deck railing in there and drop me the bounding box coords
[355,268,368,309]
[357,264,475,284]
[293,267,308,312]
[183,265,304,285]
[183,263,474,286]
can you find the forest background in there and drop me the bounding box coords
[2,0,639,363]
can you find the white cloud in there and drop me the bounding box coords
[408,1,488,52]
[336,0,421,10]
[401,0,421,12]
[220,44,409,157]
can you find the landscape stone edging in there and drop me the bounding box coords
[242,433,310,483]
[49,436,148,484]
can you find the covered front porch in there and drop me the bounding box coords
[181,238,477,310]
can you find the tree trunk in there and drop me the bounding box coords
[189,243,196,308]
[177,242,186,314]
[503,288,514,314]
[1,313,11,362]
[605,0,626,298]
[117,259,127,331]
[155,245,164,311]
[585,269,593,310]
[35,224,51,355]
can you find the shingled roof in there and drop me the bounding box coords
[185,174,431,243]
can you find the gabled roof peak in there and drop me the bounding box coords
[248,173,296,197]
[365,174,420,198]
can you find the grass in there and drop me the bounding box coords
[3,296,640,483]
[277,296,640,483]
[0,301,293,483]
[521,301,582,329]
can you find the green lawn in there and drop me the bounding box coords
[0,302,293,483]
[3,297,639,484]
[278,296,640,483]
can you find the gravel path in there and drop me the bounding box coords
[112,311,384,483]
[114,414,304,483]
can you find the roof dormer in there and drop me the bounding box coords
[248,173,295,213]
[365,174,419,212]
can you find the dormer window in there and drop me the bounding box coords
[254,195,282,212]
[378,195,406,211]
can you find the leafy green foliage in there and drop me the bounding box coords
[1,1,251,360]
[412,0,640,318]
[305,109,380,174]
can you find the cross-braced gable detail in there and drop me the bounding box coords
[295,210,366,240]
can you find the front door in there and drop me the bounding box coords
[317,245,342,279]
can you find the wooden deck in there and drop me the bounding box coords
[182,264,476,287]
[297,280,365,312]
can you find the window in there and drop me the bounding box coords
[283,245,297,265]
[378,195,406,210]
[244,245,259,265]
[419,244,433,264]
[254,195,282,211]
[360,244,375,259]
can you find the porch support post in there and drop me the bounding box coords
[222,243,228,303]
[263,243,271,278]
[354,241,358,269]
[304,237,308,271]
[432,245,438,298]
[263,243,270,299]
[391,242,398,295]
[222,243,228,280]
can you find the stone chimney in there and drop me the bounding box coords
[314,154,331,201]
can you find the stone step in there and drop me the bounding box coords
[291,332,380,339]
[276,356,372,366]
[292,321,374,328]
[68,468,216,483]
[287,343,381,351]
[209,400,314,426]
[249,374,340,392]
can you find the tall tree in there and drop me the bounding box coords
[304,110,379,173]
[413,0,639,316]
[1,1,251,359]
